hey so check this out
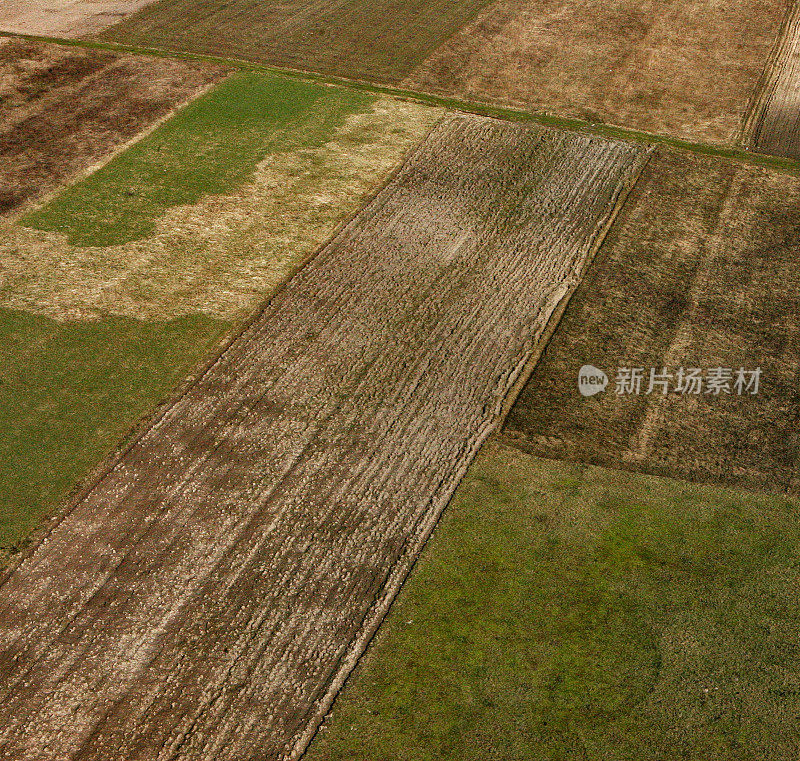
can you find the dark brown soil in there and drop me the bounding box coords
[101,0,492,83]
[505,148,800,495]
[0,116,647,760]
[0,38,227,214]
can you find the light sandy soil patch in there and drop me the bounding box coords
[0,98,442,321]
[0,116,648,761]
[0,38,227,214]
[404,0,788,145]
[745,2,800,158]
[0,0,156,37]
[506,147,800,494]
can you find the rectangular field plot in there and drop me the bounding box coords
[305,444,800,761]
[0,117,647,760]
[403,0,787,146]
[746,3,800,159]
[506,148,800,494]
[0,38,226,215]
[100,0,492,83]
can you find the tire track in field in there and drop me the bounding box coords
[745,1,800,158]
[0,114,648,760]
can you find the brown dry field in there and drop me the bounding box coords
[505,147,800,495]
[100,0,492,84]
[404,0,789,146]
[746,3,800,159]
[0,116,648,760]
[0,38,226,214]
[0,0,156,37]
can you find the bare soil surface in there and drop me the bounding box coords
[0,0,157,37]
[0,38,226,214]
[404,0,788,146]
[746,3,800,158]
[0,115,647,760]
[506,148,800,494]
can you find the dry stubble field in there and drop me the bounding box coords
[0,116,648,760]
[506,147,800,494]
[102,0,789,147]
[404,0,789,145]
[0,37,226,214]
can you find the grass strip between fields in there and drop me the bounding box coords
[2,30,799,178]
[306,442,800,761]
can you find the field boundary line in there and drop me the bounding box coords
[0,110,448,589]
[2,30,800,176]
[741,0,800,147]
[286,143,656,761]
[496,146,656,431]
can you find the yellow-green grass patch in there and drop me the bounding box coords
[307,442,800,760]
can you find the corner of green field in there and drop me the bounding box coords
[21,70,377,247]
[0,307,230,560]
[306,442,800,761]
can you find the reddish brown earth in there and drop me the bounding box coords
[505,148,800,494]
[0,38,226,214]
[0,115,647,760]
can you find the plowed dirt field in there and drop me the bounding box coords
[746,2,800,159]
[100,0,491,83]
[0,38,226,214]
[0,116,648,760]
[506,148,800,494]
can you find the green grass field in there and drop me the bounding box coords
[23,71,375,247]
[0,307,229,559]
[306,443,800,761]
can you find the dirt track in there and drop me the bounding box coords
[0,115,647,760]
[0,38,226,214]
[746,2,800,158]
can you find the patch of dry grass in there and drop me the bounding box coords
[1,93,441,321]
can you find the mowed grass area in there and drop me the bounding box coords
[307,443,800,761]
[23,71,375,246]
[0,307,230,558]
[100,0,492,83]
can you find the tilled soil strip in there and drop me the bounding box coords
[0,114,647,760]
[746,1,800,159]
